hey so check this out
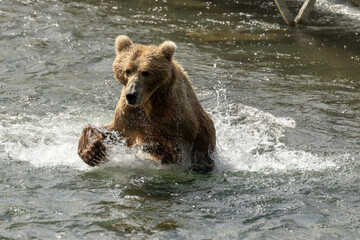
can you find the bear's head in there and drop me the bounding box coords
[112,35,177,107]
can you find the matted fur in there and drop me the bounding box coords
[78,36,216,172]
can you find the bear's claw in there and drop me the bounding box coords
[78,126,108,167]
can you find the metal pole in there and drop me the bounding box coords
[294,0,317,24]
[274,0,295,25]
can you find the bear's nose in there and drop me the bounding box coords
[126,93,138,105]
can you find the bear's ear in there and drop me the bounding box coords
[159,41,176,61]
[115,35,133,54]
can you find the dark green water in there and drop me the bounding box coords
[0,0,359,239]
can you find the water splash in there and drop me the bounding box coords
[212,91,338,172]
[0,99,340,173]
[0,112,89,170]
[0,110,168,171]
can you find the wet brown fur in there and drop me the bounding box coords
[78,36,216,172]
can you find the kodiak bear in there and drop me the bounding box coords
[78,36,216,172]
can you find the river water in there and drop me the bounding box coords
[0,0,359,239]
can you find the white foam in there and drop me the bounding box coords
[0,101,341,173]
[315,0,360,24]
[0,112,90,170]
[212,102,338,172]
[0,111,169,171]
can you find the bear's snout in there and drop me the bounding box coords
[125,78,143,106]
[126,92,138,105]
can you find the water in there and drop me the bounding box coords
[0,0,359,239]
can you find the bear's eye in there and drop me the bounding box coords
[125,69,131,76]
[141,71,150,77]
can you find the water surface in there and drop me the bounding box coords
[0,0,359,239]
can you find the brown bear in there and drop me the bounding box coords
[78,35,216,172]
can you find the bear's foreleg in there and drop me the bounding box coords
[189,140,215,173]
